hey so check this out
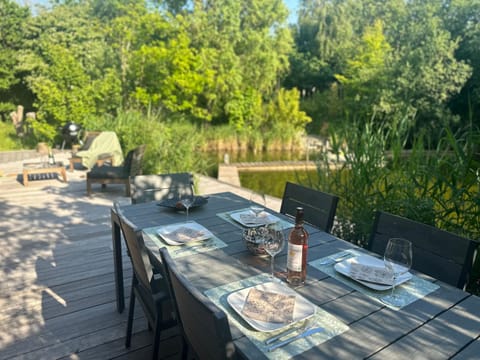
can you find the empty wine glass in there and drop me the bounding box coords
[181,194,193,223]
[382,238,412,307]
[249,191,266,220]
[263,223,285,279]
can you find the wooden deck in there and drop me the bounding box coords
[0,157,280,360]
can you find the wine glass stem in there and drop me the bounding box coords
[390,276,397,298]
[186,207,189,222]
[270,255,275,278]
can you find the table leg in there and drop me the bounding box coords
[23,170,29,186]
[111,210,125,313]
[60,167,68,183]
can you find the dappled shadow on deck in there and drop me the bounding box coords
[0,176,181,359]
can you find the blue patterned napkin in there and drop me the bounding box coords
[309,249,440,310]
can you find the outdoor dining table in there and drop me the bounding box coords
[110,191,480,359]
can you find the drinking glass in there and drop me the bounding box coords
[181,195,193,223]
[249,191,266,219]
[382,238,412,307]
[263,223,285,279]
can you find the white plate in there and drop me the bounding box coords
[334,255,412,291]
[229,210,279,228]
[227,281,315,332]
[156,221,213,246]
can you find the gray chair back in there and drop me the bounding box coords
[130,172,194,204]
[369,211,478,289]
[114,202,174,359]
[114,201,154,297]
[160,248,237,360]
[280,182,339,233]
[125,144,146,177]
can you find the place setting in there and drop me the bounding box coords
[143,220,227,257]
[217,191,293,230]
[204,273,349,359]
[309,239,440,310]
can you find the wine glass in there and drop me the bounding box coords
[181,194,193,223]
[382,238,412,307]
[263,223,285,279]
[249,191,266,220]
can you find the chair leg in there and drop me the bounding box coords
[151,317,162,360]
[86,179,92,196]
[125,278,136,348]
[125,180,131,197]
[180,335,189,360]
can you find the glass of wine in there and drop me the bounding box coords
[263,223,285,279]
[180,194,193,223]
[249,191,266,222]
[382,238,412,308]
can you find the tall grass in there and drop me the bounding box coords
[312,116,479,293]
[83,110,211,175]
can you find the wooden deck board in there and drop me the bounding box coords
[0,170,256,359]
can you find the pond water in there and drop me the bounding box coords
[201,150,321,198]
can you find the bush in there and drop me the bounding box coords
[314,116,480,293]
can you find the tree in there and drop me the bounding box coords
[335,20,392,119]
[290,0,472,135]
[19,2,120,140]
[186,0,294,127]
[442,0,480,127]
[0,0,30,119]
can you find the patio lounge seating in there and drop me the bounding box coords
[369,211,479,289]
[86,144,146,196]
[69,131,123,171]
[130,173,194,204]
[280,182,339,233]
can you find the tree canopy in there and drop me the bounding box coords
[0,0,478,143]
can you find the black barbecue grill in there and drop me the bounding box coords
[60,122,82,149]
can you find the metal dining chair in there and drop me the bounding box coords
[114,202,176,359]
[368,210,479,290]
[159,248,238,360]
[130,172,194,204]
[280,182,339,233]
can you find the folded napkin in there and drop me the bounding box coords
[242,288,296,324]
[167,226,206,243]
[240,212,268,224]
[349,257,394,285]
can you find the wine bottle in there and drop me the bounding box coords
[286,207,309,286]
[48,148,55,165]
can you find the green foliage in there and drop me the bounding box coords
[19,2,119,141]
[263,88,311,147]
[129,16,214,120]
[292,0,475,140]
[335,20,392,118]
[187,0,293,125]
[0,0,30,115]
[0,121,23,150]
[315,117,480,249]
[83,110,209,175]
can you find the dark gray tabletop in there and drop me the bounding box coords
[118,191,480,360]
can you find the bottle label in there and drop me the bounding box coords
[287,243,303,272]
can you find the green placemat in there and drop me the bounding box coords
[205,274,349,359]
[217,208,293,230]
[143,223,227,258]
[309,250,440,310]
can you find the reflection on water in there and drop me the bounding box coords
[200,150,321,198]
[240,170,320,198]
[202,149,309,165]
